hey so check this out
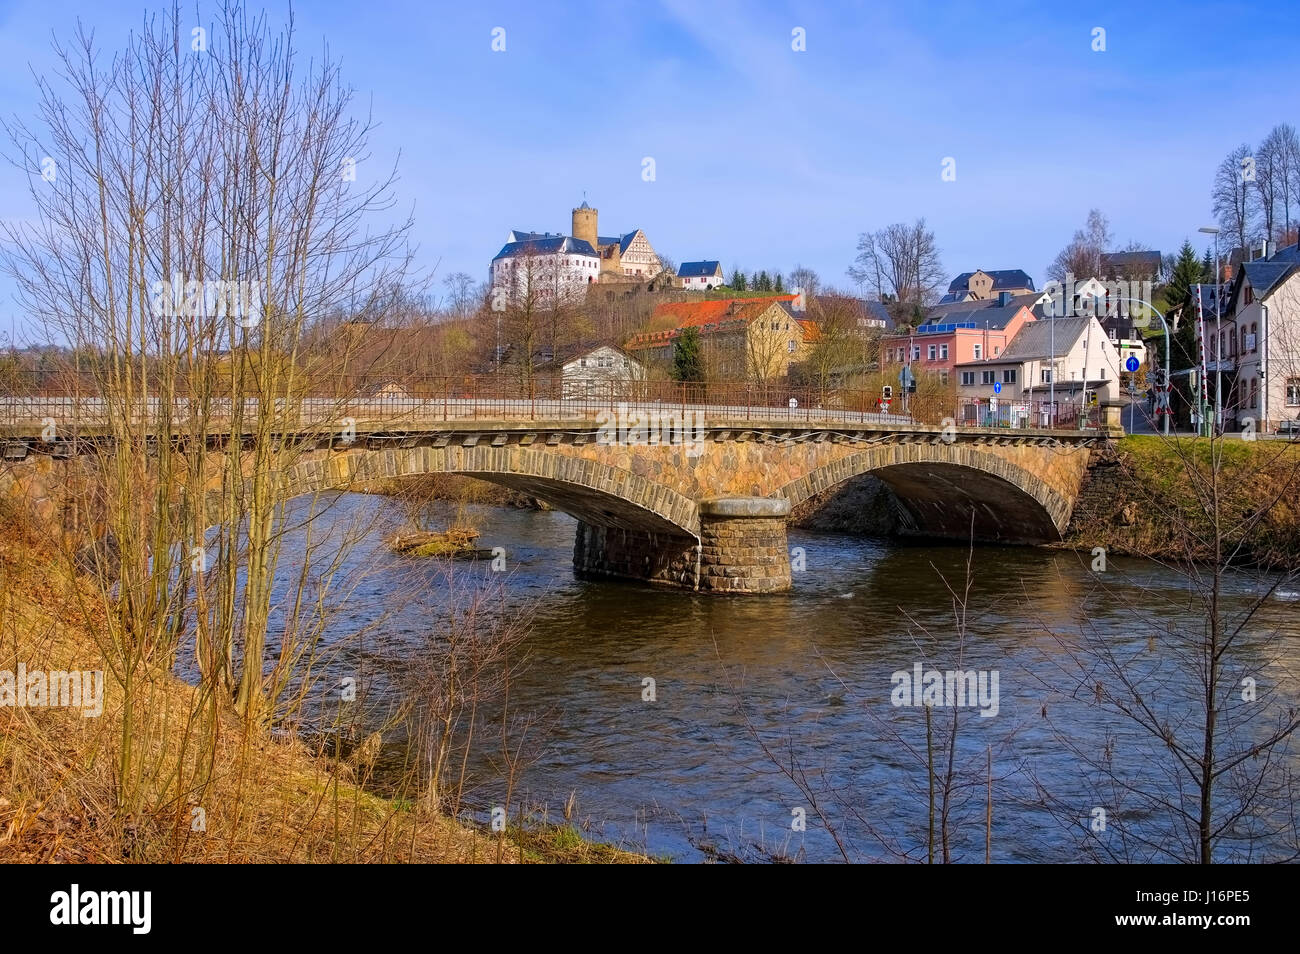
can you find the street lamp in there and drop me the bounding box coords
[1198,226,1221,437]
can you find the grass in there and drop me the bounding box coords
[0,496,640,864]
[1065,435,1300,568]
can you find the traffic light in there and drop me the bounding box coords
[882,385,893,400]
[1154,369,1168,389]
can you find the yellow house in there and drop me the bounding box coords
[626,295,814,382]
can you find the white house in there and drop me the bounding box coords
[954,315,1124,422]
[489,233,600,307]
[1222,244,1300,432]
[678,261,724,290]
[556,344,646,399]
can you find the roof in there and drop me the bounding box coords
[993,316,1093,362]
[947,269,1035,293]
[537,342,641,371]
[862,299,895,326]
[597,231,640,254]
[926,291,1047,322]
[678,261,722,278]
[1100,250,1161,271]
[916,302,1031,332]
[796,319,821,343]
[493,235,598,261]
[1239,261,1296,299]
[627,295,799,347]
[1268,242,1300,263]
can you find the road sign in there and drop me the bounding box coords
[899,364,914,388]
[1125,355,1140,373]
[993,381,1002,395]
[989,396,998,411]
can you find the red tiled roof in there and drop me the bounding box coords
[649,295,796,330]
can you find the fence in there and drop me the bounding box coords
[0,370,1095,433]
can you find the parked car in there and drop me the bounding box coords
[1278,418,1300,436]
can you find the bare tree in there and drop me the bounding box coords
[441,272,477,320]
[1,0,413,825]
[848,219,945,305]
[1047,209,1113,281]
[1213,144,1258,255]
[790,265,820,300]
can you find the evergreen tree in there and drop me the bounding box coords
[672,327,705,382]
[1165,240,1205,315]
[756,270,771,292]
[773,272,785,294]
[730,269,747,291]
[1200,247,1216,283]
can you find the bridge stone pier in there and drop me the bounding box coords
[2,414,1112,595]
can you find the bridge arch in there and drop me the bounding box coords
[277,443,702,538]
[776,442,1075,544]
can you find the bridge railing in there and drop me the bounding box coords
[1,373,1100,435]
[0,374,920,431]
[955,398,1101,431]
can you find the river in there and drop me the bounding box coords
[257,491,1300,863]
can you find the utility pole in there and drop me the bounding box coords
[1199,226,1221,434]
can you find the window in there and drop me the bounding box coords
[1041,368,1053,384]
[1245,286,1255,305]
[787,340,796,353]
[912,346,921,361]
[961,371,975,386]
[1250,378,1259,409]
[928,345,936,361]
[940,344,949,359]
[973,344,982,360]
[1250,323,1258,351]
[1288,378,1300,407]
[981,370,995,385]
[993,346,1000,356]
[940,371,949,385]
[1003,369,1017,383]
[579,359,587,367]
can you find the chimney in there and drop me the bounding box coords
[998,291,1012,307]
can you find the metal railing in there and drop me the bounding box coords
[0,372,1096,434]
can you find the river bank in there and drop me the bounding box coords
[0,504,642,864]
[787,436,1300,571]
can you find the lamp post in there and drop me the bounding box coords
[1198,226,1221,436]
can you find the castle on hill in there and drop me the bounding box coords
[489,200,663,305]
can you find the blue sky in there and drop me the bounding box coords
[1,0,1297,338]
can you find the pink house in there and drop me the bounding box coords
[881,301,1036,383]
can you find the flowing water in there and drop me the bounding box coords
[258,491,1300,863]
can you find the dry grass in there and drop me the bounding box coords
[0,495,642,864]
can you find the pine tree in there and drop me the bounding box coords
[730,269,747,291]
[773,272,785,294]
[756,270,771,292]
[1200,247,1216,283]
[1165,240,1205,314]
[672,327,705,382]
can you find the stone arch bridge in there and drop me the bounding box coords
[3,412,1113,594]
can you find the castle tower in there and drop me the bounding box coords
[572,200,598,250]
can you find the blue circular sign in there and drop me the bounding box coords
[993,381,1002,394]
[1125,355,1140,372]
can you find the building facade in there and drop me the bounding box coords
[938,269,1036,304]
[490,200,663,305]
[678,261,724,290]
[880,302,1036,383]
[626,295,810,382]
